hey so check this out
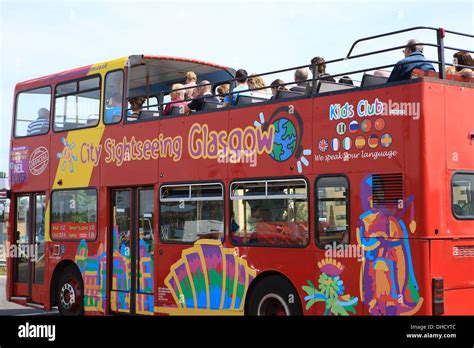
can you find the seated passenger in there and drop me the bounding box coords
[270,79,287,100]
[223,69,252,105]
[184,71,197,100]
[290,68,310,92]
[127,97,146,120]
[216,84,230,102]
[185,80,220,113]
[310,56,336,82]
[387,39,435,82]
[104,96,123,123]
[374,70,390,77]
[27,108,50,135]
[248,74,271,98]
[453,51,473,78]
[162,84,187,116]
[339,76,354,85]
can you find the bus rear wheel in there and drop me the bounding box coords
[57,266,84,316]
[246,275,302,316]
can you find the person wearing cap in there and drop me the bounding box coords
[27,108,50,135]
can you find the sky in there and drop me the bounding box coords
[0,0,473,177]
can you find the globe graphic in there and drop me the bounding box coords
[270,117,297,162]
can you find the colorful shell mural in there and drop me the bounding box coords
[164,239,257,312]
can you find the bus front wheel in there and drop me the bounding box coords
[57,266,84,316]
[246,275,302,316]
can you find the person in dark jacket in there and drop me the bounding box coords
[185,80,220,113]
[387,39,435,82]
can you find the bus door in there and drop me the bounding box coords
[109,188,155,315]
[11,193,46,304]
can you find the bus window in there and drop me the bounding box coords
[33,194,46,284]
[138,188,154,257]
[452,172,474,219]
[104,70,124,125]
[15,195,30,283]
[230,179,309,247]
[50,188,98,241]
[159,183,224,243]
[316,176,349,247]
[54,76,101,131]
[14,86,51,137]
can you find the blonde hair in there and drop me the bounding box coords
[185,71,197,82]
[248,74,266,89]
[216,84,230,96]
[171,83,185,99]
[248,74,270,95]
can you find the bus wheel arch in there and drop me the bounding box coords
[244,271,303,316]
[50,261,84,316]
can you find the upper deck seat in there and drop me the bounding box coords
[170,106,185,116]
[360,73,388,87]
[235,95,268,105]
[202,101,224,111]
[139,110,160,120]
[317,81,356,93]
[290,85,307,94]
[275,90,304,100]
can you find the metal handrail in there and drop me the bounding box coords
[132,26,473,115]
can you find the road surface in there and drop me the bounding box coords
[0,276,57,315]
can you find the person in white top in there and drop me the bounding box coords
[248,74,271,98]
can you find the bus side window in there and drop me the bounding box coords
[316,176,349,247]
[104,70,124,125]
[14,86,52,138]
[230,179,309,247]
[159,183,224,243]
[54,76,101,132]
[452,172,474,219]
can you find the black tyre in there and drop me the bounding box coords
[246,275,302,316]
[57,265,84,316]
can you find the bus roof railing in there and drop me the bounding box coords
[146,27,473,113]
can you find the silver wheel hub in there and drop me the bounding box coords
[60,283,76,309]
[257,293,290,316]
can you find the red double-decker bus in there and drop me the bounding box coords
[5,27,474,316]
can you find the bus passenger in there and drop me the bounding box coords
[162,84,187,116]
[387,39,435,83]
[104,96,123,123]
[374,70,390,77]
[223,69,252,106]
[290,68,310,93]
[270,79,287,100]
[26,108,50,135]
[310,56,336,82]
[185,80,220,113]
[248,74,271,98]
[453,51,473,78]
[184,71,197,100]
[127,97,146,120]
[339,76,354,85]
[216,84,230,102]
